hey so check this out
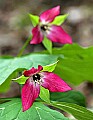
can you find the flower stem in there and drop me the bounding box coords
[17,35,32,57]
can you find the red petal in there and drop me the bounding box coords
[47,25,72,44]
[30,25,44,44]
[23,68,37,77]
[22,79,40,111]
[24,65,43,77]
[41,72,72,92]
[38,65,43,71]
[40,6,60,23]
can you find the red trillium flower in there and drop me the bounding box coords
[30,6,72,44]
[22,65,72,111]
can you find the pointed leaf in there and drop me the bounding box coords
[52,14,68,25]
[12,75,28,84]
[43,61,58,72]
[42,37,52,54]
[29,14,39,26]
[39,86,50,103]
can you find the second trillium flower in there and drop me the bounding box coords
[30,6,72,44]
[22,65,72,111]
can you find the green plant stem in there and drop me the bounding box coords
[17,35,32,57]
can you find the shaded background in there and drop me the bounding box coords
[0,0,93,118]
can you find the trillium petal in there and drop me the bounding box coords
[41,72,72,92]
[22,79,40,111]
[38,65,43,71]
[24,65,43,77]
[23,67,37,77]
[30,25,44,44]
[47,25,72,44]
[40,6,60,23]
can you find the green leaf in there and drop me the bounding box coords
[0,98,69,120]
[50,90,86,107]
[42,37,52,54]
[53,44,93,85]
[0,72,17,93]
[52,14,68,25]
[29,14,39,26]
[39,86,50,103]
[0,54,58,92]
[54,57,93,85]
[42,43,93,85]
[12,75,28,84]
[1,43,93,92]
[0,58,31,93]
[52,43,93,59]
[43,61,58,72]
[52,102,93,120]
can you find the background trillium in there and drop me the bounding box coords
[22,65,72,111]
[30,6,72,44]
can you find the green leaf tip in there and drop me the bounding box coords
[12,75,28,84]
[43,61,58,72]
[52,14,69,25]
[39,86,50,103]
[29,13,39,27]
[42,37,52,54]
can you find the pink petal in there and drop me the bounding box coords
[22,79,40,111]
[41,72,72,92]
[24,65,43,77]
[30,25,44,44]
[47,25,72,44]
[40,6,60,23]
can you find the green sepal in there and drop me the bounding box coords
[42,37,52,54]
[29,14,39,26]
[12,75,28,84]
[52,14,68,25]
[43,61,58,72]
[39,86,50,103]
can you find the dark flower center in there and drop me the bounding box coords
[33,74,41,81]
[41,25,48,31]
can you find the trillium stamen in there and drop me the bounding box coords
[33,74,41,81]
[40,24,49,31]
[22,65,72,111]
[32,73,42,84]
